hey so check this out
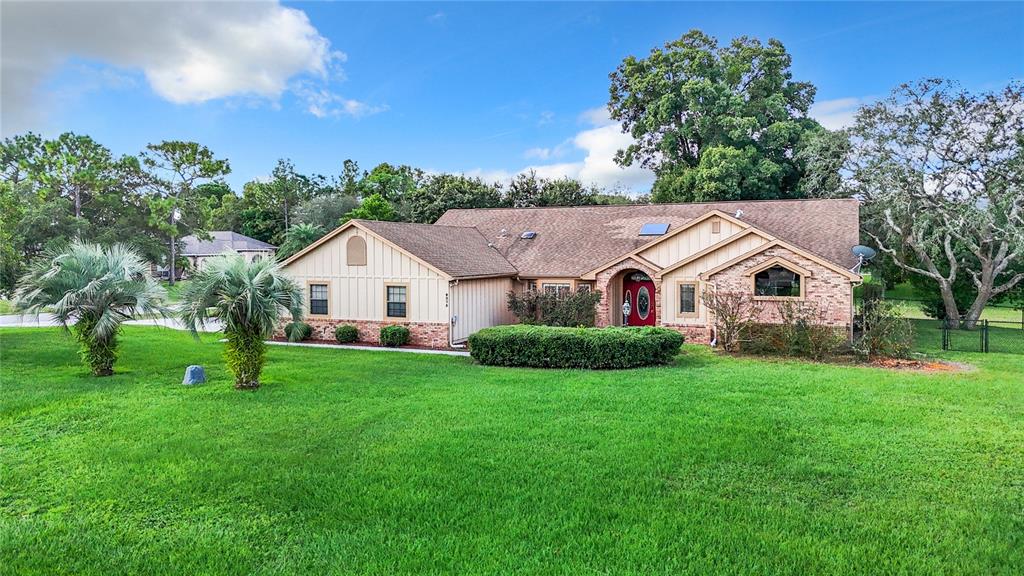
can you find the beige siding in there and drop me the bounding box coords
[450,277,516,342]
[638,217,745,268]
[660,233,769,325]
[283,226,449,323]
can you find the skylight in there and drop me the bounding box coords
[639,223,670,236]
[520,231,537,239]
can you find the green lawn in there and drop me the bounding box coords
[160,280,190,303]
[2,327,1022,575]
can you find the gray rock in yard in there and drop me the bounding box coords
[182,365,206,385]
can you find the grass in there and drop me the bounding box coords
[160,280,190,303]
[0,299,14,314]
[2,327,1023,575]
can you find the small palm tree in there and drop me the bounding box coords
[14,242,169,376]
[180,254,303,389]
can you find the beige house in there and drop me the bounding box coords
[181,231,277,277]
[280,198,861,348]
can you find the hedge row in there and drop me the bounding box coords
[468,325,683,369]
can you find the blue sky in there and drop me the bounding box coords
[3,1,1022,193]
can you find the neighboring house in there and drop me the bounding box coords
[181,231,277,277]
[280,198,861,348]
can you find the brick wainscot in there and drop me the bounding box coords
[276,319,451,349]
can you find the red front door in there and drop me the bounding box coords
[622,272,656,326]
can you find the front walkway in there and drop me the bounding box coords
[265,340,470,357]
[0,313,223,332]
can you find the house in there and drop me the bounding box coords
[280,198,861,348]
[181,231,277,277]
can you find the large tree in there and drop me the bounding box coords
[840,79,1023,329]
[407,174,503,223]
[608,30,825,202]
[141,141,230,285]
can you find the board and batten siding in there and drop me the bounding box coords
[638,217,746,268]
[660,232,769,325]
[450,277,516,343]
[283,226,449,323]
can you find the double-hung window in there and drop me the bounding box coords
[678,282,697,316]
[309,284,328,315]
[386,285,408,318]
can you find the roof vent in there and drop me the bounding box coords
[520,231,537,239]
[639,223,670,236]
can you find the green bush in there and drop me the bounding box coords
[380,325,411,347]
[506,289,602,327]
[742,323,845,361]
[334,324,359,344]
[854,300,914,360]
[285,321,313,342]
[468,325,683,369]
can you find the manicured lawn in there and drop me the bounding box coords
[160,280,190,303]
[1,327,1022,575]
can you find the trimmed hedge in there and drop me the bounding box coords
[380,325,411,347]
[284,322,312,342]
[334,325,359,344]
[468,325,683,369]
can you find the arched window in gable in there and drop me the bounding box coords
[346,235,367,266]
[754,264,802,298]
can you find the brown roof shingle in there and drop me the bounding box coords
[355,220,518,278]
[434,198,860,277]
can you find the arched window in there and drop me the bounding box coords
[346,235,367,266]
[754,265,802,297]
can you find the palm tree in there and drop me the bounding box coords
[179,254,303,389]
[14,242,169,376]
[277,223,324,260]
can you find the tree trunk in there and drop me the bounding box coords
[937,280,961,328]
[962,287,993,330]
[169,236,176,286]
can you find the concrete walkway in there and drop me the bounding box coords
[266,339,471,357]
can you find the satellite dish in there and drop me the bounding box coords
[852,245,877,261]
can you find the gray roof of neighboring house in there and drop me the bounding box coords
[435,198,861,277]
[181,231,276,256]
[355,220,519,278]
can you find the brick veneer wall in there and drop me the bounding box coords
[276,318,451,348]
[661,323,713,344]
[595,257,662,328]
[705,246,853,327]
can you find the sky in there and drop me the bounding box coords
[2,1,1022,194]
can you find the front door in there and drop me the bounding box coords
[622,272,655,326]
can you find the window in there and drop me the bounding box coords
[309,284,328,315]
[525,280,538,292]
[754,265,802,298]
[543,283,572,296]
[252,254,262,262]
[576,282,593,293]
[347,236,367,266]
[386,285,407,318]
[679,282,697,315]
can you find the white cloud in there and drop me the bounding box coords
[538,110,555,125]
[293,81,388,119]
[1,1,379,135]
[475,107,655,194]
[809,97,864,130]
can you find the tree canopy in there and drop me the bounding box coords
[608,30,831,203]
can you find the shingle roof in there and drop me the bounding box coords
[181,231,276,256]
[434,198,860,277]
[355,220,518,279]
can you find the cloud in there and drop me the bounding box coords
[427,11,446,24]
[475,107,655,194]
[809,97,864,130]
[293,81,388,119]
[1,1,378,135]
[537,110,555,125]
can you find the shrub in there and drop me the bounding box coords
[701,289,762,352]
[334,324,359,343]
[854,300,914,360]
[285,321,313,342]
[507,289,602,327]
[468,325,683,369]
[380,325,411,347]
[742,323,846,361]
